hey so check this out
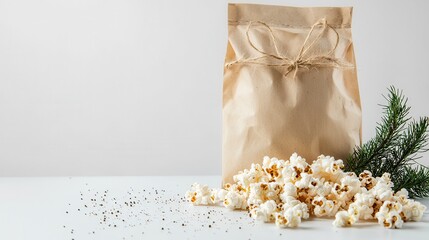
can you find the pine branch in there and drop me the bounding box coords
[345,86,429,198]
[391,117,429,173]
[345,86,410,174]
[393,165,429,198]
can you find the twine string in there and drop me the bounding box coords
[226,18,353,78]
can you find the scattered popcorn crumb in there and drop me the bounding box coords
[186,153,427,229]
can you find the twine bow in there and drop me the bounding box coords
[226,18,353,78]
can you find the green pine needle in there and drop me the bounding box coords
[394,165,429,198]
[345,86,429,198]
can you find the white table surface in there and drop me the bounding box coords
[0,176,428,240]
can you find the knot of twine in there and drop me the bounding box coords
[226,18,354,78]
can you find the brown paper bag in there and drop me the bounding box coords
[222,4,361,184]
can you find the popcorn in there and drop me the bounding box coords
[224,183,248,196]
[274,208,302,228]
[281,153,313,184]
[289,153,309,170]
[281,167,298,184]
[223,190,247,210]
[359,170,376,189]
[380,210,403,229]
[347,202,361,221]
[233,163,267,188]
[186,153,427,229]
[185,183,213,205]
[281,182,297,198]
[281,196,309,220]
[401,200,426,222]
[262,156,286,181]
[333,210,356,227]
[247,182,282,206]
[210,188,228,204]
[393,189,427,222]
[350,189,376,220]
[249,200,278,222]
[375,201,404,228]
[312,196,338,217]
[331,173,361,207]
[372,173,394,201]
[340,174,361,198]
[297,177,332,199]
[294,173,313,189]
[311,155,344,182]
[314,181,333,197]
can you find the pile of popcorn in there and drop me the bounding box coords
[185,153,427,228]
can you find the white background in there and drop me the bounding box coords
[0,0,428,176]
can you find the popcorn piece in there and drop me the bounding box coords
[381,211,403,229]
[350,189,376,220]
[223,190,247,210]
[340,174,361,198]
[249,200,278,222]
[315,181,333,197]
[281,153,312,184]
[307,177,331,197]
[294,173,313,189]
[372,173,394,201]
[401,200,426,222]
[185,183,213,205]
[312,196,338,217]
[331,173,361,208]
[375,201,404,228]
[247,182,282,206]
[233,163,267,188]
[347,202,360,221]
[274,208,302,228]
[333,210,356,227]
[371,199,383,218]
[210,188,228,204]
[224,183,248,196]
[281,182,297,198]
[282,196,309,220]
[289,153,309,170]
[359,170,376,189]
[394,188,409,200]
[393,189,427,222]
[262,156,286,181]
[311,155,344,182]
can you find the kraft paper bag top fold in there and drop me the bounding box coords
[222,4,362,184]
